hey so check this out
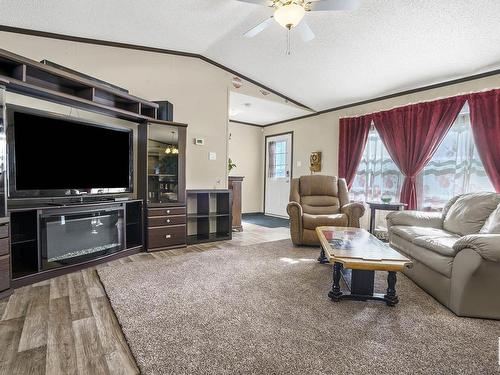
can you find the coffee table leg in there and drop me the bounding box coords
[384,271,399,306]
[318,246,328,264]
[328,262,343,301]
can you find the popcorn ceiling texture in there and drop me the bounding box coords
[98,239,500,374]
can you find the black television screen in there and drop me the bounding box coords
[9,110,132,197]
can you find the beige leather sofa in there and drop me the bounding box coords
[287,175,365,246]
[387,192,500,319]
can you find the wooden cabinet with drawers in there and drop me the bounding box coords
[0,218,11,299]
[146,206,186,251]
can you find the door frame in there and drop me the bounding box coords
[263,131,294,216]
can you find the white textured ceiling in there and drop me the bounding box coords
[1,0,500,113]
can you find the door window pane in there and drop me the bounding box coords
[268,140,288,178]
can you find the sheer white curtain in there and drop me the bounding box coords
[416,102,494,210]
[350,124,402,203]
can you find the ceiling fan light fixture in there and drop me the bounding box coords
[274,3,305,29]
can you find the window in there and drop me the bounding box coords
[350,124,402,203]
[417,103,494,210]
[268,140,288,178]
[350,103,494,210]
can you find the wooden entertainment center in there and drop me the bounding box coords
[0,48,193,298]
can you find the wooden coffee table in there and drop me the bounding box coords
[316,226,412,306]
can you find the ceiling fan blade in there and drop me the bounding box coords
[296,21,315,42]
[244,17,274,38]
[309,0,360,11]
[235,0,273,5]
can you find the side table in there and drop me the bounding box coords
[366,201,407,235]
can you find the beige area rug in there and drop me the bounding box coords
[98,240,500,375]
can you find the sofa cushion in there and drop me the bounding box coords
[302,213,348,230]
[390,226,454,243]
[413,236,460,257]
[443,192,500,236]
[390,234,454,278]
[480,204,500,234]
[299,175,338,197]
[301,196,340,215]
[409,242,455,278]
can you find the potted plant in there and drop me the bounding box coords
[228,158,237,173]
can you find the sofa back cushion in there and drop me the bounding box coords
[299,175,338,197]
[443,193,500,236]
[299,175,340,214]
[480,204,500,234]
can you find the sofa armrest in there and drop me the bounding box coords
[287,202,303,245]
[386,211,443,230]
[453,234,500,262]
[341,202,365,228]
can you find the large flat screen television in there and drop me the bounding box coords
[7,108,133,198]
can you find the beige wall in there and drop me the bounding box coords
[264,74,500,180]
[228,122,264,213]
[0,31,233,190]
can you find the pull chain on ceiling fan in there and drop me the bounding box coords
[237,0,360,53]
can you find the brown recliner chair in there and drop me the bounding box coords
[287,175,365,246]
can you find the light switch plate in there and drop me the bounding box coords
[209,152,217,161]
[297,160,302,167]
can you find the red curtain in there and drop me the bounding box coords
[373,96,466,209]
[338,115,372,188]
[468,89,500,192]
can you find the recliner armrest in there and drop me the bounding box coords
[287,201,303,217]
[341,202,365,227]
[386,211,443,230]
[453,234,500,262]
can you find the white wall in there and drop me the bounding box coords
[228,122,264,213]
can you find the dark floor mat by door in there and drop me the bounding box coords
[242,213,289,228]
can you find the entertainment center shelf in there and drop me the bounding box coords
[0,47,190,295]
[0,48,187,124]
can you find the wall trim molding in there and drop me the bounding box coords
[229,120,263,127]
[0,25,312,111]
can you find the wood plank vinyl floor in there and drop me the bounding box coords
[0,222,290,375]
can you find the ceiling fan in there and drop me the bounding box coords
[237,0,360,45]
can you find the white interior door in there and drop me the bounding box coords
[265,133,292,218]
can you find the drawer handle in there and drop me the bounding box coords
[165,234,172,239]
[166,219,171,223]
[166,210,171,214]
